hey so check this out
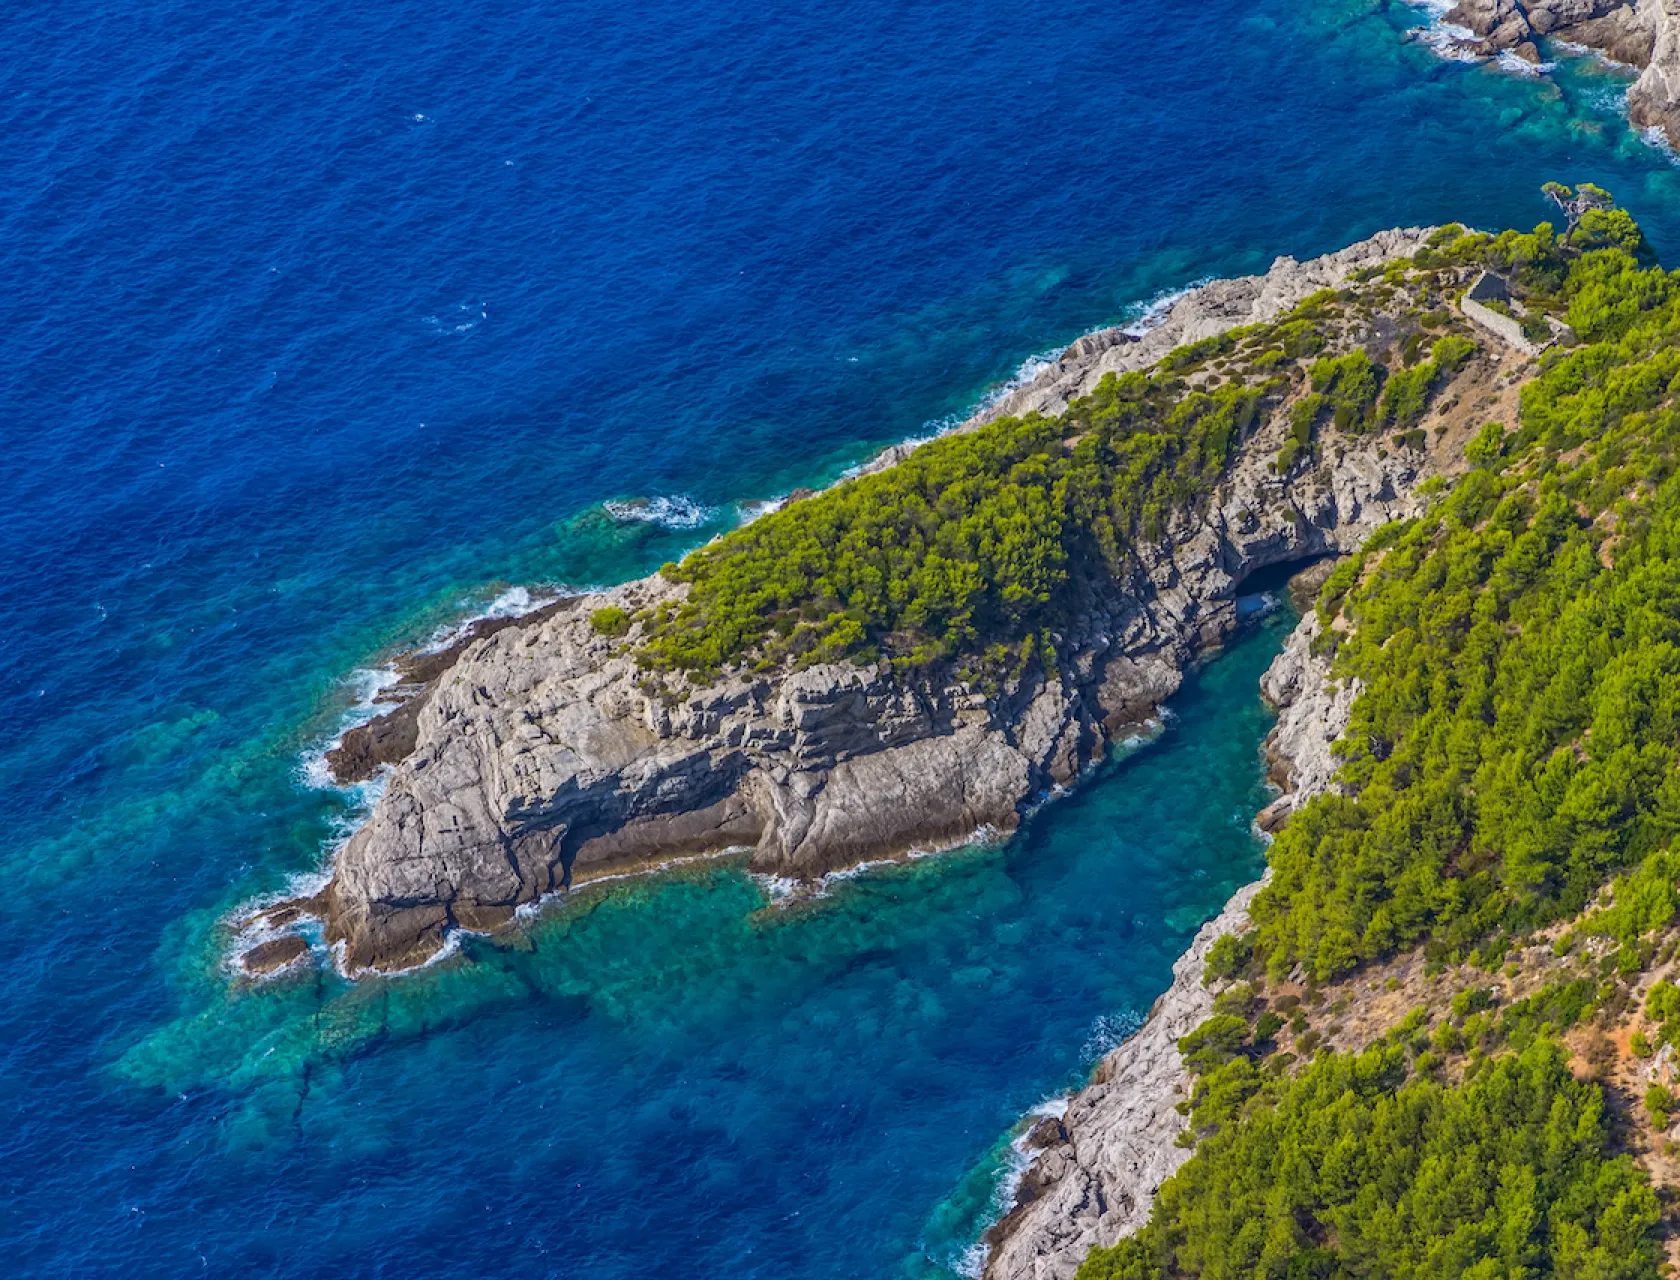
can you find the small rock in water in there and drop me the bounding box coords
[1024,1115,1069,1150]
[241,936,310,977]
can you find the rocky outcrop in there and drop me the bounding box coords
[980,605,1346,1280]
[243,230,1443,977]
[1425,0,1680,144]
[325,599,574,785]
[982,875,1272,1280]
[1563,4,1658,66]
[1629,1,1680,139]
[1256,611,1359,831]
[974,229,1435,429]
[240,935,310,977]
[1445,0,1540,50]
[1441,0,1640,51]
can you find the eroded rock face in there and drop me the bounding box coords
[1560,6,1657,65]
[980,606,1346,1280]
[1630,0,1680,138]
[1529,0,1630,34]
[1445,0,1535,47]
[1256,611,1359,830]
[256,229,1442,977]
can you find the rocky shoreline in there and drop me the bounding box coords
[237,227,1444,978]
[1431,0,1680,144]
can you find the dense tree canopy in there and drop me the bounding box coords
[629,270,1478,682]
[1078,1040,1660,1280]
[1249,230,1680,984]
[637,371,1274,678]
[1082,206,1680,1280]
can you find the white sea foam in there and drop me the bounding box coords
[1120,278,1213,337]
[300,585,572,797]
[841,273,1239,483]
[422,299,485,335]
[1496,50,1556,75]
[511,847,752,923]
[842,343,1070,480]
[318,583,576,781]
[416,584,572,656]
[1082,1008,1145,1061]
[954,1092,1079,1277]
[954,1239,988,1278]
[603,494,718,529]
[733,496,788,525]
[1552,38,1642,73]
[745,826,1006,910]
[749,872,802,902]
[223,864,340,980]
[261,576,598,985]
[298,664,402,792]
[1641,124,1680,165]
[972,345,1066,415]
[319,918,470,981]
[1235,589,1281,621]
[1400,0,1555,74]
[1399,0,1484,64]
[1410,22,1483,63]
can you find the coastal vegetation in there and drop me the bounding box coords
[1247,224,1680,985]
[1079,1039,1659,1280]
[1075,201,1680,1278]
[632,252,1488,683]
[638,377,1277,678]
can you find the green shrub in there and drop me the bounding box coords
[589,605,630,637]
[1178,1015,1251,1075]
[1646,979,1680,1023]
[1465,421,1506,469]
[1451,987,1495,1020]
[1202,932,1254,986]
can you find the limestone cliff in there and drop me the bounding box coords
[242,229,1447,976]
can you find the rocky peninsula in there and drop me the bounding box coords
[234,210,1642,1275]
[241,227,1466,977]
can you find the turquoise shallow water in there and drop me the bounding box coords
[112,616,1286,1279]
[8,0,1680,1272]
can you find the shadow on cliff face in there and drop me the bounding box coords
[1231,553,1332,598]
[1233,553,1342,615]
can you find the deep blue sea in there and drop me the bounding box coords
[6,1,1680,1275]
